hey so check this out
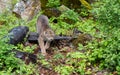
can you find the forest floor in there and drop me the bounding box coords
[22,39,114,75]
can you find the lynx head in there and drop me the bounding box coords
[43,29,55,41]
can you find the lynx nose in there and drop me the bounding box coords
[48,37,54,41]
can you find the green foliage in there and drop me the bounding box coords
[59,9,80,22]
[37,56,51,69]
[46,0,60,7]
[92,0,120,27]
[0,13,22,73]
[86,0,120,72]
[79,6,89,17]
[40,59,50,66]
[116,66,120,75]
[48,7,94,74]
[50,20,71,35]
[0,13,20,32]
[0,40,36,75]
[74,60,87,75]
[15,63,37,75]
[75,15,120,72]
[88,28,120,71]
[55,65,74,75]
[17,44,37,53]
[67,52,86,59]
[78,44,84,50]
[0,40,19,70]
[75,19,96,36]
[50,9,80,35]
[73,15,120,72]
[11,0,19,6]
[53,53,64,60]
[0,13,37,74]
[26,14,38,32]
[66,51,88,74]
[2,0,120,74]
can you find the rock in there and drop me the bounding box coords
[40,0,81,11]
[0,0,12,13]
[3,26,29,45]
[27,32,39,43]
[15,50,26,59]
[13,0,41,21]
[44,8,61,17]
[58,5,70,12]
[61,0,81,9]
[71,34,92,46]
[13,1,25,18]
[43,5,70,18]
[28,53,37,63]
[12,49,37,63]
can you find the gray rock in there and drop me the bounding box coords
[0,0,12,13]
[13,0,41,21]
[27,32,39,43]
[3,26,29,45]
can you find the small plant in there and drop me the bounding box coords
[46,0,60,7]
[59,9,80,22]
[17,44,36,53]
[78,43,84,50]
[55,65,74,75]
[15,63,36,75]
[53,53,64,60]
[67,52,86,59]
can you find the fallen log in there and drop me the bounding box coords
[27,32,75,43]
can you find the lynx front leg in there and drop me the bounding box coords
[45,41,50,49]
[38,36,46,56]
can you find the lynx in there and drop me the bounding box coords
[36,15,55,55]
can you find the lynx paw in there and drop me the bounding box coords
[41,52,47,56]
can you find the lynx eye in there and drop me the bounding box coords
[44,31,48,34]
